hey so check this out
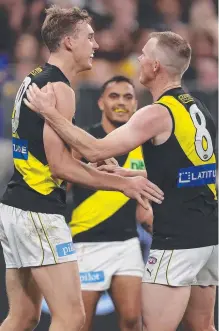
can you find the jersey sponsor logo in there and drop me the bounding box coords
[177,163,216,188]
[80,271,105,284]
[56,242,75,257]
[13,137,28,160]
[130,159,145,170]
[148,256,157,264]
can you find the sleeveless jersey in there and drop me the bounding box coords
[70,124,145,242]
[142,87,217,250]
[1,63,70,216]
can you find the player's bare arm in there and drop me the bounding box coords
[39,82,164,206]
[96,164,147,178]
[136,199,153,234]
[24,82,172,161]
[67,151,118,191]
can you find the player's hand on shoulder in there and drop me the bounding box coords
[24,82,56,115]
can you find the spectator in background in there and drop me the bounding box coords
[0,0,217,130]
[0,33,39,139]
[22,0,46,40]
[77,0,138,85]
[188,0,218,127]
[136,0,191,51]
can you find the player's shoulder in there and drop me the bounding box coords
[30,63,70,89]
[135,103,170,121]
[52,81,75,106]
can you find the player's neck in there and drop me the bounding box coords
[149,76,181,101]
[101,115,116,134]
[47,53,78,84]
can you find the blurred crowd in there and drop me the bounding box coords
[0,0,218,193]
[0,0,218,128]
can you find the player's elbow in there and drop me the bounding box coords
[84,147,102,163]
[86,152,101,163]
[136,208,153,224]
[83,140,105,163]
[136,203,153,234]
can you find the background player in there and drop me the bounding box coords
[0,7,163,331]
[25,31,218,331]
[69,75,153,331]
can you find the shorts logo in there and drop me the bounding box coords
[148,256,157,264]
[177,164,216,188]
[13,138,28,160]
[56,242,75,257]
[80,271,105,284]
[130,159,145,170]
[146,268,153,276]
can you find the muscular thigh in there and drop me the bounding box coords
[110,275,142,317]
[6,268,42,319]
[31,261,83,316]
[81,291,102,331]
[182,285,216,330]
[142,283,191,331]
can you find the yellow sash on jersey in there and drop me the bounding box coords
[156,96,216,198]
[13,132,63,195]
[70,146,145,236]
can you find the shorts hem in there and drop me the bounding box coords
[81,286,109,291]
[192,282,219,287]
[5,264,18,269]
[6,258,77,269]
[142,280,218,287]
[115,271,143,278]
[142,280,189,287]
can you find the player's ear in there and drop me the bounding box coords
[98,97,104,112]
[153,60,160,74]
[63,35,74,51]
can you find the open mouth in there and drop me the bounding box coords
[90,51,95,59]
[113,108,129,113]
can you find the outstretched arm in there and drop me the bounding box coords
[24,82,171,162]
[95,164,147,178]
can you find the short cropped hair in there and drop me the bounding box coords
[149,31,192,75]
[41,5,91,52]
[100,76,135,96]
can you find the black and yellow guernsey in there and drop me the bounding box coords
[70,124,145,242]
[142,87,217,250]
[1,63,70,216]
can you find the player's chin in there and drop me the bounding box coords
[139,74,145,85]
[114,113,129,121]
[80,61,92,72]
[87,59,93,69]
[113,116,128,125]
